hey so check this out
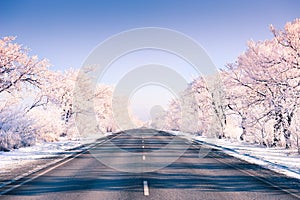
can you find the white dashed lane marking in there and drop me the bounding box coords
[143,181,149,196]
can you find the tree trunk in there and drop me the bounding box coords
[297,134,300,154]
[283,129,291,149]
[283,111,293,149]
[240,117,246,140]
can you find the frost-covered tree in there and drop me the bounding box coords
[0,104,36,151]
[0,36,49,94]
[94,85,118,132]
[27,69,79,139]
[190,75,226,138]
[164,99,181,131]
[0,36,133,151]
[222,68,263,142]
[30,68,119,138]
[0,36,50,149]
[226,18,300,148]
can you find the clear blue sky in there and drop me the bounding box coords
[1,0,299,70]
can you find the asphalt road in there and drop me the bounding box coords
[1,129,300,200]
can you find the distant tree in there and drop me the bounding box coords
[164,99,181,131]
[94,85,118,132]
[191,75,226,138]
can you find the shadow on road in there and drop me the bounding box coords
[3,148,300,197]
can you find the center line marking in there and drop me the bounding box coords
[143,181,149,196]
[142,155,146,160]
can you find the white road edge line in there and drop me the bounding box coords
[0,133,121,196]
[143,180,149,196]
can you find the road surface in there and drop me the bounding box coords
[1,129,299,200]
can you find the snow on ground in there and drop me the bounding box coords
[172,131,300,180]
[0,132,113,174]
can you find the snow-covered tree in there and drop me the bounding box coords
[190,75,226,138]
[26,69,79,140]
[226,18,300,148]
[0,36,49,94]
[0,36,51,149]
[0,37,119,150]
[164,99,181,131]
[0,104,36,151]
[94,85,118,132]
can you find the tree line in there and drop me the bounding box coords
[161,19,300,151]
[0,36,118,151]
[1,18,299,152]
